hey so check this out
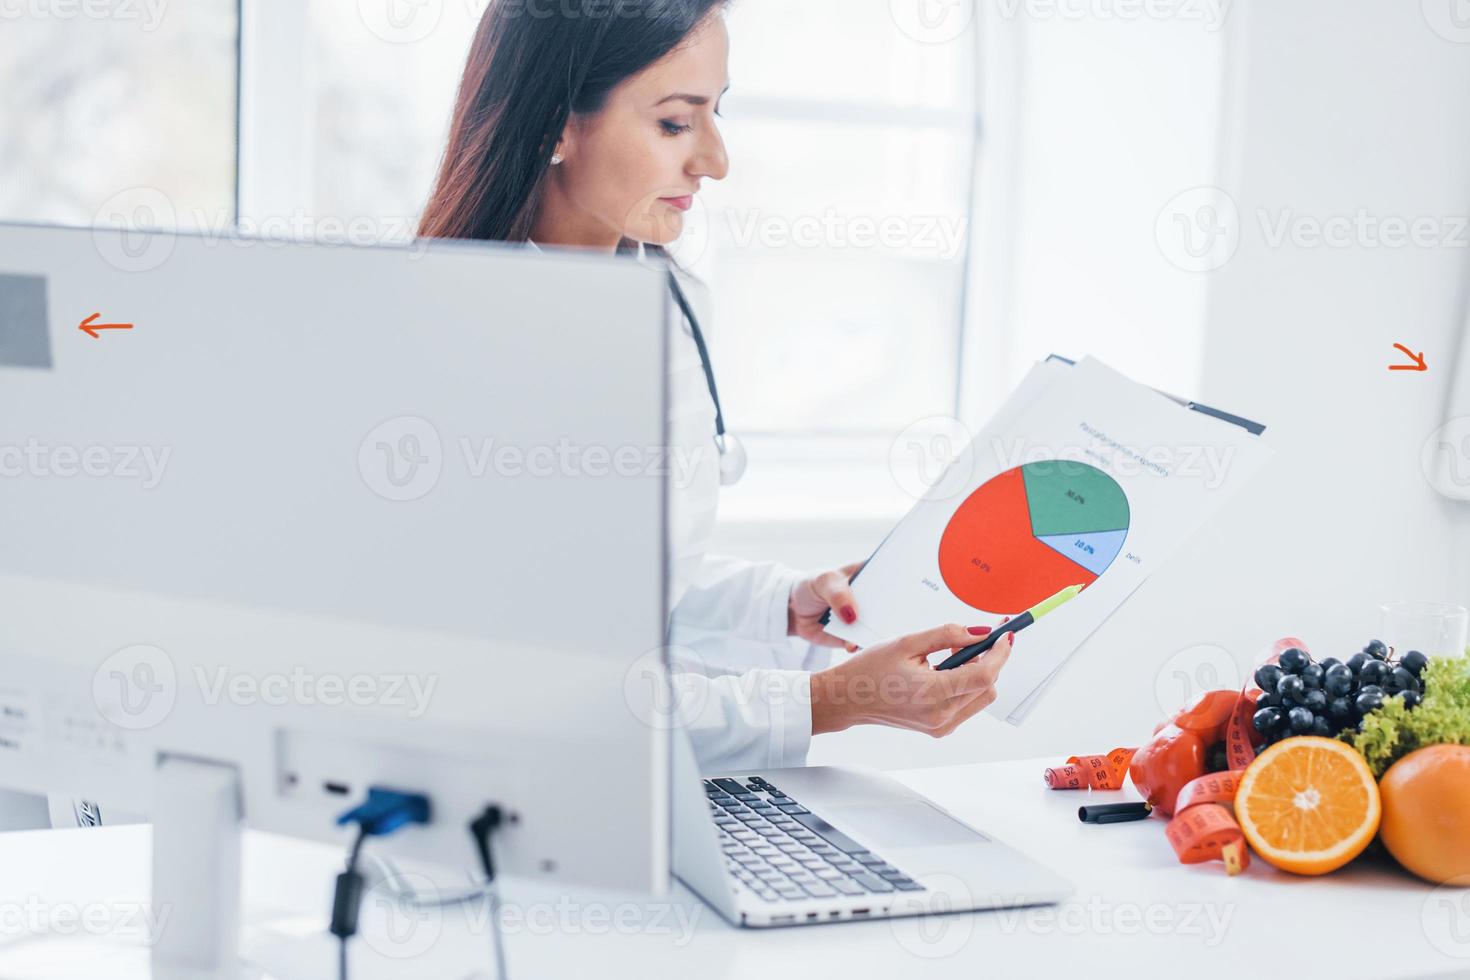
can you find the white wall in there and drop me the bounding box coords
[713,0,1470,771]
[1188,0,1470,655]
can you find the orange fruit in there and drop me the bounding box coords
[1235,736,1381,875]
[1379,744,1470,883]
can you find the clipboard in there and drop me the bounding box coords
[820,354,1266,626]
[1043,354,1267,436]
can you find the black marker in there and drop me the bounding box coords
[1078,802,1153,824]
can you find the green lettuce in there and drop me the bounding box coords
[1346,652,1470,777]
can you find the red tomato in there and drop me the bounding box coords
[1128,725,1207,816]
[1171,689,1239,745]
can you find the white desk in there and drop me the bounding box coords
[1,757,1465,979]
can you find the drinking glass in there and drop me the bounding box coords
[1379,600,1469,659]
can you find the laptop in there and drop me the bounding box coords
[672,736,1073,928]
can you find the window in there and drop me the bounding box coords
[291,0,485,243]
[687,0,979,436]
[0,3,238,232]
[986,10,1224,405]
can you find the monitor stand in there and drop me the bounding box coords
[151,755,248,980]
[148,757,509,980]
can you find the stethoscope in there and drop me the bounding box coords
[666,270,747,487]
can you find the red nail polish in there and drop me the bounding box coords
[968,626,991,636]
[841,605,857,625]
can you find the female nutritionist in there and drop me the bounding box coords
[416,0,1012,770]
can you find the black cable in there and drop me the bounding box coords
[327,789,432,978]
[348,826,367,869]
[469,806,509,980]
[469,806,502,879]
[331,825,369,980]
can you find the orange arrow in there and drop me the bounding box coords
[79,313,134,339]
[1389,343,1427,372]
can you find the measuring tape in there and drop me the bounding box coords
[1044,637,1307,875]
[1043,747,1135,790]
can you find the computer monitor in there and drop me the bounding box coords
[0,221,675,975]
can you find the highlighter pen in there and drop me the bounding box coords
[934,583,1087,671]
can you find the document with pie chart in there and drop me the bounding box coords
[823,356,1274,723]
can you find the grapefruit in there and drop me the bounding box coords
[1379,744,1470,884]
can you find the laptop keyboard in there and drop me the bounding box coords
[706,775,924,903]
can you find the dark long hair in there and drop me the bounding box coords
[418,0,728,245]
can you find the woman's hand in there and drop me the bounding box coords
[787,562,864,651]
[808,623,1013,737]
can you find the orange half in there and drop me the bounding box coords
[1235,736,1381,876]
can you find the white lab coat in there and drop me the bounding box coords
[528,240,822,771]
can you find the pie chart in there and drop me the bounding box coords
[938,461,1130,614]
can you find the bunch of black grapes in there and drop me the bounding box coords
[1251,641,1428,746]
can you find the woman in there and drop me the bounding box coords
[418,0,1011,771]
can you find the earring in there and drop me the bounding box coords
[551,152,564,166]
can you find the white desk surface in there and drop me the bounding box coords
[1,757,1466,980]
